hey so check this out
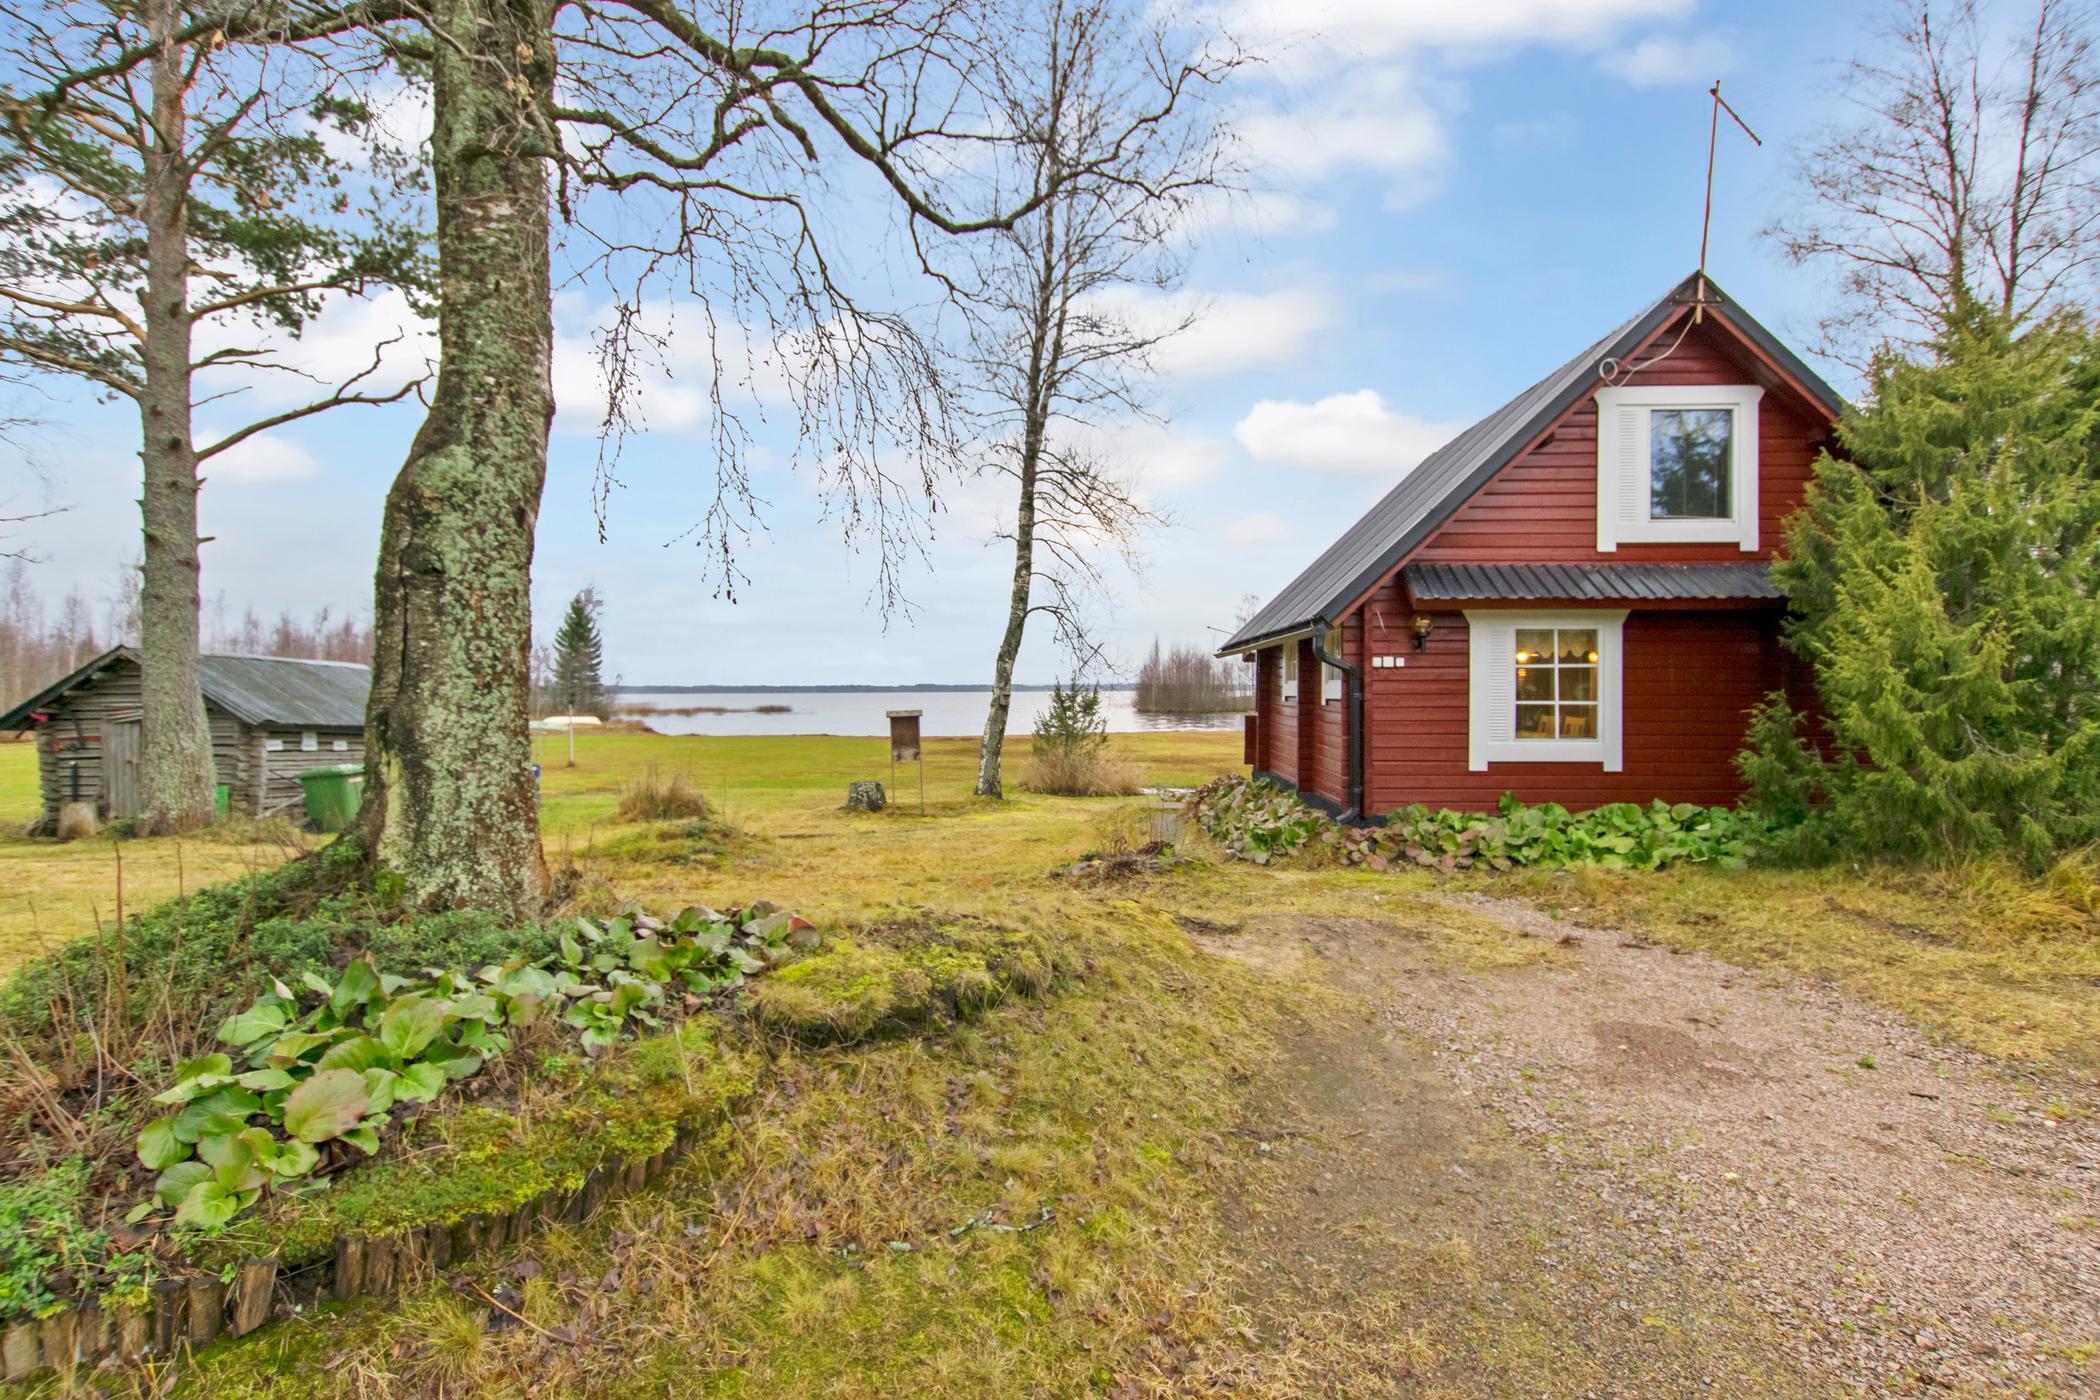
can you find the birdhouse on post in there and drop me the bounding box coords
[887,709,924,813]
[887,710,921,763]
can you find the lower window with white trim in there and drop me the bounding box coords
[1465,610,1626,771]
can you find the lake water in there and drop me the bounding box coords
[613,689,1245,737]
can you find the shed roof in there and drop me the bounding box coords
[1218,271,1842,654]
[0,647,370,731]
[1403,561,1783,603]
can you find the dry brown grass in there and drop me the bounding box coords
[1495,855,2100,1072]
[1014,747,1141,797]
[612,766,713,822]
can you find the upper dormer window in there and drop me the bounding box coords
[1594,384,1762,552]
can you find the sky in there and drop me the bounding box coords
[0,0,1879,687]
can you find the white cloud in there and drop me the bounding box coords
[551,320,710,438]
[548,296,811,439]
[1237,66,1451,190]
[192,288,436,412]
[1223,511,1293,546]
[1233,389,1466,476]
[1217,0,1697,211]
[1221,0,1693,62]
[1598,32,1735,86]
[311,76,432,161]
[1083,420,1233,495]
[198,434,322,485]
[1082,284,1337,381]
[1178,187,1339,240]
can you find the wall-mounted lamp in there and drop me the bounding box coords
[1410,614,1434,651]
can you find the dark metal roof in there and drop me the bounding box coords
[197,653,369,728]
[1218,271,1843,654]
[1403,562,1783,602]
[0,646,369,730]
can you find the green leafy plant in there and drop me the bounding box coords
[127,902,818,1232]
[1188,776,1770,872]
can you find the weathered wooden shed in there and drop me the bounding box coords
[0,647,369,831]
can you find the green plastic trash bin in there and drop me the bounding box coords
[215,783,230,816]
[297,763,364,833]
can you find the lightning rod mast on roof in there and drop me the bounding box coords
[1697,79,1763,320]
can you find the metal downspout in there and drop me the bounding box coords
[1309,619,1364,822]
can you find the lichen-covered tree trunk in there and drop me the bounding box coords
[356,0,553,918]
[135,0,218,834]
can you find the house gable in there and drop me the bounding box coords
[1399,313,1835,578]
[1218,273,1843,656]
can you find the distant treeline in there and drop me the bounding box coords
[1,558,374,713]
[1133,640,1251,715]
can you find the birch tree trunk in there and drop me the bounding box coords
[135,0,218,834]
[974,444,1038,798]
[356,0,553,918]
[974,217,1060,800]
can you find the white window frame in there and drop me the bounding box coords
[1594,384,1762,553]
[1465,610,1626,772]
[1279,643,1299,702]
[1319,626,1343,703]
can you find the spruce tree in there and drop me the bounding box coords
[551,590,607,724]
[1744,307,2100,868]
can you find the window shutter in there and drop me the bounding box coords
[1607,405,1647,552]
[1732,405,1761,553]
[1466,615,1515,771]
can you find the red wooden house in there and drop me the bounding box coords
[1218,272,1844,819]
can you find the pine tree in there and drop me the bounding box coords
[1744,307,2100,867]
[551,589,607,731]
[1031,679,1107,766]
[1,5,429,834]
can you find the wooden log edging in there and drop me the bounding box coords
[0,1123,708,1383]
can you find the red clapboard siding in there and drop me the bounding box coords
[1251,633,1351,807]
[1258,644,1297,785]
[1361,603,1784,812]
[1411,319,1826,567]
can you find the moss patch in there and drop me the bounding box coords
[592,817,745,868]
[743,922,1076,1046]
[211,1021,754,1271]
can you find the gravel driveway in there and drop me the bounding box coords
[1196,898,2100,1397]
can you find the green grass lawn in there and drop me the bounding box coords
[0,729,1244,974]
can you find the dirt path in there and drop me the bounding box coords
[1190,900,2100,1397]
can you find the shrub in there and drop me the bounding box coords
[615,766,713,822]
[1017,681,1139,796]
[1188,775,1767,871]
[1017,747,1141,797]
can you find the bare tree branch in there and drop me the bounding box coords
[1772,0,2100,359]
